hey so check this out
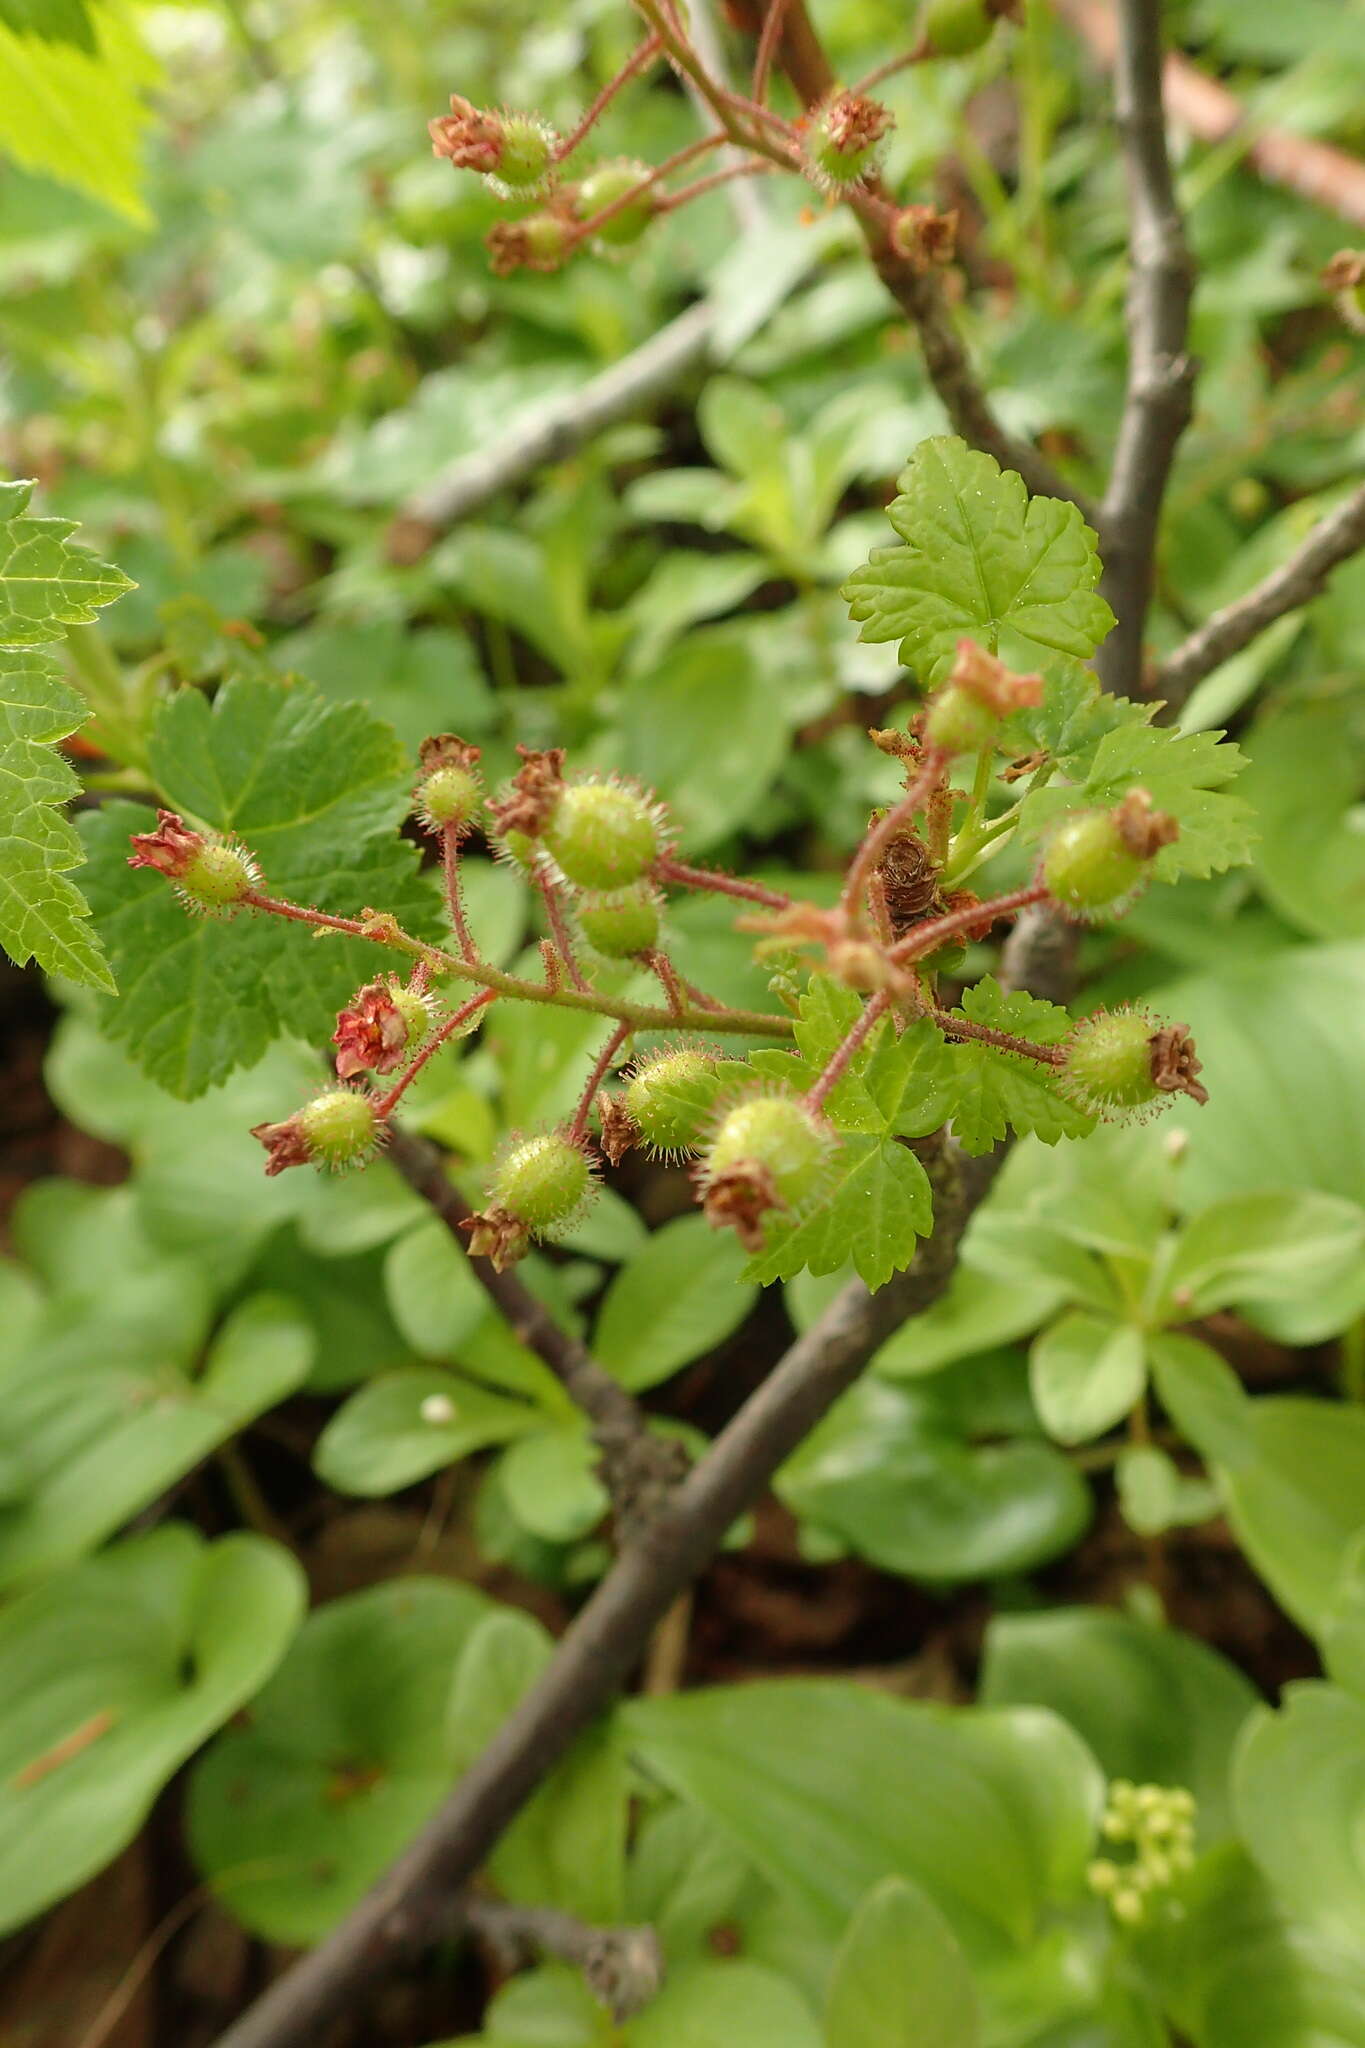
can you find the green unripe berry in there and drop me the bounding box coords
[492,1131,594,1233]
[498,827,540,873]
[574,159,655,245]
[1063,1011,1160,1115]
[543,780,661,891]
[924,683,999,755]
[299,1088,381,1169]
[391,986,435,1049]
[492,115,556,193]
[179,841,256,911]
[705,1094,832,1208]
[921,0,997,56]
[1043,811,1147,914]
[803,93,891,189]
[577,883,662,959]
[419,764,482,832]
[626,1048,724,1155]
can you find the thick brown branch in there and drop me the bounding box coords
[1155,478,1365,706]
[384,1127,686,1535]
[1097,0,1196,694]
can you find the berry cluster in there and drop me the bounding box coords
[126,628,1212,1277]
[1087,1782,1198,1926]
[420,0,1013,282]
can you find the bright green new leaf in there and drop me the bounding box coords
[0,1525,304,1933]
[188,1578,491,1943]
[0,0,95,48]
[945,978,1095,1154]
[0,479,134,642]
[825,1876,979,2048]
[1116,1444,1219,1537]
[981,1607,1258,1841]
[0,4,156,222]
[1234,1685,1365,1948]
[81,675,435,1095]
[0,647,115,989]
[842,437,1114,687]
[1029,1310,1146,1445]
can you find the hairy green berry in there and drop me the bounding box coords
[577,883,663,958]
[419,764,482,831]
[574,159,655,245]
[181,841,257,911]
[1043,811,1145,914]
[488,212,575,276]
[705,1094,833,1208]
[491,1130,596,1234]
[803,91,892,189]
[625,1047,726,1156]
[1062,1011,1163,1116]
[543,779,662,890]
[921,0,1000,57]
[487,114,557,197]
[300,1087,382,1168]
[924,683,1000,755]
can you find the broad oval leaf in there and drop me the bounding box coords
[825,1876,979,2048]
[0,1525,303,1934]
[592,1215,756,1391]
[188,1577,491,1943]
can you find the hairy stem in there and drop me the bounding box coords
[656,857,792,910]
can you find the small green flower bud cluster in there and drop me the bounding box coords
[1087,1781,1197,1926]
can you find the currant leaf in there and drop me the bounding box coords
[841,437,1114,689]
[0,648,115,991]
[743,1132,933,1291]
[945,978,1096,1154]
[1021,715,1254,881]
[750,976,956,1138]
[0,479,134,644]
[80,676,435,1097]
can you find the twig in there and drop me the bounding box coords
[1096,0,1197,694]
[384,1127,686,1535]
[1057,0,1365,232]
[463,1899,665,2024]
[1154,478,1365,706]
[386,302,715,551]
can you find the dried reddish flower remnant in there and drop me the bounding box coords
[1322,249,1365,292]
[489,745,568,839]
[890,204,959,272]
[429,96,506,174]
[461,1206,531,1272]
[251,1116,316,1177]
[948,638,1044,714]
[1149,1023,1208,1105]
[702,1162,784,1252]
[1113,788,1180,860]
[596,1092,639,1167]
[333,982,410,1080]
[128,809,205,877]
[487,215,574,277]
[821,90,893,158]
